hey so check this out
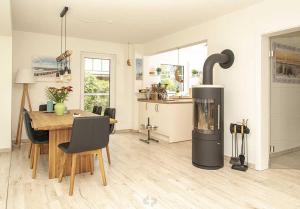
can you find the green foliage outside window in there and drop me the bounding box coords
[84,73,110,112]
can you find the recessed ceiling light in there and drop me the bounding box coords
[106,20,113,24]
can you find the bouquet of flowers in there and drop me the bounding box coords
[46,86,73,103]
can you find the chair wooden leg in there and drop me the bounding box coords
[98,149,107,186]
[58,153,67,182]
[28,142,32,158]
[32,144,40,179]
[69,154,77,196]
[106,144,111,165]
[30,144,35,169]
[90,154,94,175]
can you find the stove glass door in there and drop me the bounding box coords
[194,98,216,134]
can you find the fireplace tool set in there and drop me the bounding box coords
[230,119,250,171]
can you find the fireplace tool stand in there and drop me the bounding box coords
[140,117,159,144]
[230,119,250,172]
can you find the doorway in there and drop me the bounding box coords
[80,52,116,112]
[269,31,300,169]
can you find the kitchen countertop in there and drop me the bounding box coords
[137,98,193,104]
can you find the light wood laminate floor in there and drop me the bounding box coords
[1,133,300,209]
[270,150,300,169]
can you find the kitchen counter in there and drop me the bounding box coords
[137,98,193,104]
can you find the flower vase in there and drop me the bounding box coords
[54,103,65,116]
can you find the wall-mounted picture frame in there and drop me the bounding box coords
[32,56,71,82]
[272,42,300,84]
[135,58,143,80]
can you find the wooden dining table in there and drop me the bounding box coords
[29,109,117,179]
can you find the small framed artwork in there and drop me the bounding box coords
[136,58,143,80]
[32,56,58,82]
[272,42,300,84]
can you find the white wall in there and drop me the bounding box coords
[143,0,300,169]
[0,36,12,150]
[12,31,135,140]
[0,0,12,151]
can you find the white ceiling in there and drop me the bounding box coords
[12,0,262,43]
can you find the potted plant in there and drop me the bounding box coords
[156,67,162,75]
[191,69,199,77]
[46,86,73,116]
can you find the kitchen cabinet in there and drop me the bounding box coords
[138,101,193,143]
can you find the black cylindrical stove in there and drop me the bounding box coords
[191,49,234,170]
[192,85,224,169]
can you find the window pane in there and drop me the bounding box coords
[160,64,184,93]
[85,58,93,71]
[83,57,111,112]
[93,59,101,73]
[84,73,109,93]
[102,59,110,72]
[84,95,110,112]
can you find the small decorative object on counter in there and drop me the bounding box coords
[191,69,199,77]
[46,86,73,116]
[157,83,168,100]
[46,100,54,112]
[150,84,159,100]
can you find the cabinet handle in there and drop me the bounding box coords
[156,104,159,112]
[217,105,220,130]
[146,103,148,110]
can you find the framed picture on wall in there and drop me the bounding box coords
[32,56,71,82]
[136,58,143,80]
[272,42,300,84]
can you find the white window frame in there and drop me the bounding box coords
[80,52,116,110]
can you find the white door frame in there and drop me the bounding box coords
[80,52,116,110]
[260,27,300,170]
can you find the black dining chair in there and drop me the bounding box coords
[58,116,109,196]
[104,108,116,134]
[103,108,116,165]
[23,108,49,178]
[92,105,102,115]
[27,104,51,159]
[39,104,47,111]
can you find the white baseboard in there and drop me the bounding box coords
[0,148,11,153]
[270,146,300,158]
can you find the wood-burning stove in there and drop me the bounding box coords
[192,49,234,170]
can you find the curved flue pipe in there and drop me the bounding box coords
[203,49,235,85]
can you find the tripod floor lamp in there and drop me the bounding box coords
[15,68,35,146]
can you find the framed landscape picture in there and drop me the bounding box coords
[32,56,58,82]
[272,42,300,84]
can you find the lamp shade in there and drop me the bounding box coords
[15,68,35,84]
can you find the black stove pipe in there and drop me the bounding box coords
[203,49,235,84]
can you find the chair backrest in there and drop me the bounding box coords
[92,106,98,113]
[104,108,116,118]
[66,116,109,153]
[104,108,116,134]
[92,106,102,115]
[23,108,35,142]
[39,104,47,111]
